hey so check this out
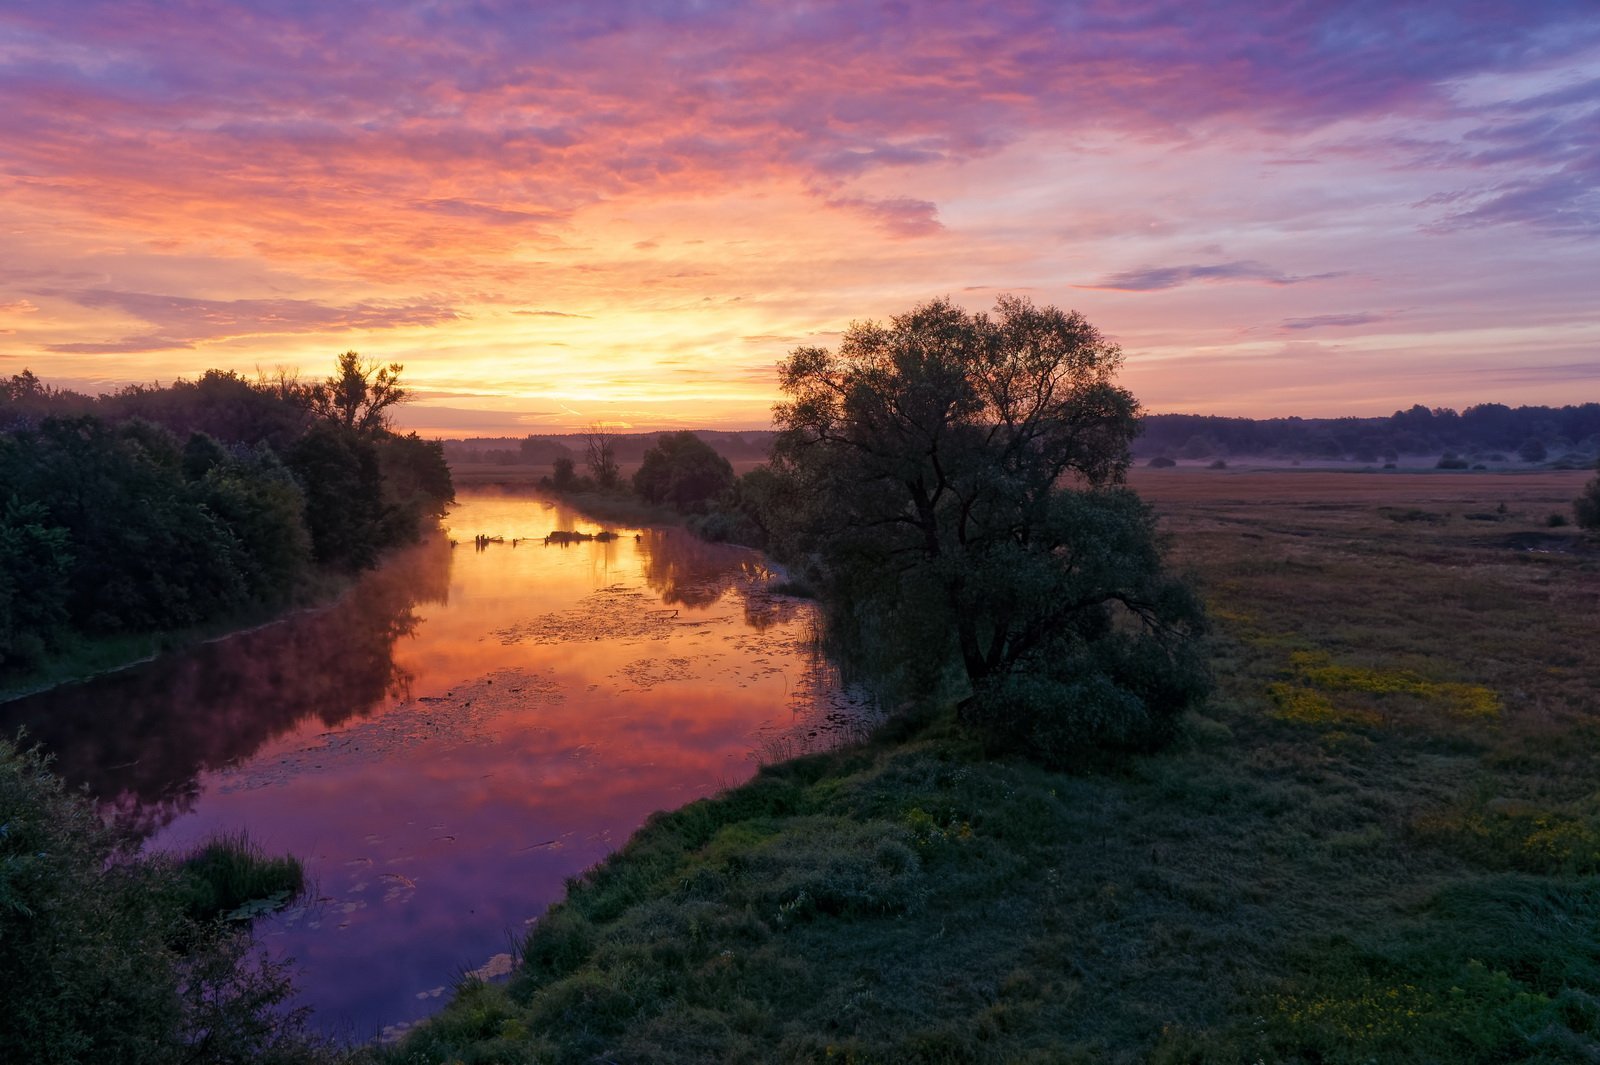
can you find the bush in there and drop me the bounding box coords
[0,737,328,1064]
[1437,452,1469,470]
[1147,455,1176,468]
[1576,463,1600,532]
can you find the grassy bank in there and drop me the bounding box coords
[386,469,1600,1064]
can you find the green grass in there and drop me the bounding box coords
[381,470,1600,1064]
[175,831,307,923]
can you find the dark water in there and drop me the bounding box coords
[1,491,867,1042]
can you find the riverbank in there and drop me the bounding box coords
[0,533,451,706]
[384,469,1600,1063]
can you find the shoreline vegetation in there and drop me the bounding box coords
[386,466,1600,1065]
[0,357,454,701]
[1,356,449,1060]
[1,735,331,1064]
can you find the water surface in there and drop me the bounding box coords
[1,491,865,1040]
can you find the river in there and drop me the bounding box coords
[0,490,869,1042]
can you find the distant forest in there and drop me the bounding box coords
[0,364,453,678]
[444,403,1600,468]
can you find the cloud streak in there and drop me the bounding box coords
[1081,261,1344,292]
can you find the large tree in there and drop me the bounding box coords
[308,351,407,434]
[583,423,621,490]
[771,296,1207,758]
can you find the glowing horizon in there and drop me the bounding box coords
[3,2,1597,437]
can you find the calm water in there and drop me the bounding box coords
[1,491,867,1041]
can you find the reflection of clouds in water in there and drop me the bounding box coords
[31,492,881,1037]
[216,668,564,793]
[494,586,706,645]
[0,533,456,838]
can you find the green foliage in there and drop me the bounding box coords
[0,737,330,1064]
[0,498,73,670]
[0,354,451,684]
[632,431,735,513]
[770,295,1207,757]
[195,450,313,604]
[173,832,306,925]
[376,432,456,543]
[1,416,252,633]
[286,421,387,569]
[690,464,787,547]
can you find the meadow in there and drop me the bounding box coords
[388,466,1600,1063]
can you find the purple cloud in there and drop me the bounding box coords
[825,195,943,238]
[1282,312,1390,331]
[1080,261,1344,292]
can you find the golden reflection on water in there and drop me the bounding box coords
[39,490,869,1040]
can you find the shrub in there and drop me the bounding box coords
[1437,453,1469,470]
[1576,462,1600,532]
[633,432,735,514]
[1147,455,1177,468]
[0,737,327,1064]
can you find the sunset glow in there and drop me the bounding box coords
[3,2,1597,433]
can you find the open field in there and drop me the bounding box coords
[390,469,1600,1064]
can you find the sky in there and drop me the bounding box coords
[1,1,1597,436]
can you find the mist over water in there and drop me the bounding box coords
[1,491,869,1041]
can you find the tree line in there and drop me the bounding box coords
[0,355,453,679]
[1137,404,1600,464]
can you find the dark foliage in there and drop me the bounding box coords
[1136,402,1600,462]
[769,296,1207,761]
[1576,461,1600,532]
[0,738,331,1064]
[0,357,452,681]
[633,431,736,513]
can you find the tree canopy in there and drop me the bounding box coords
[770,296,1207,759]
[307,351,408,435]
[633,431,735,513]
[0,354,452,678]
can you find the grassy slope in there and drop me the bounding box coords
[386,468,1600,1064]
